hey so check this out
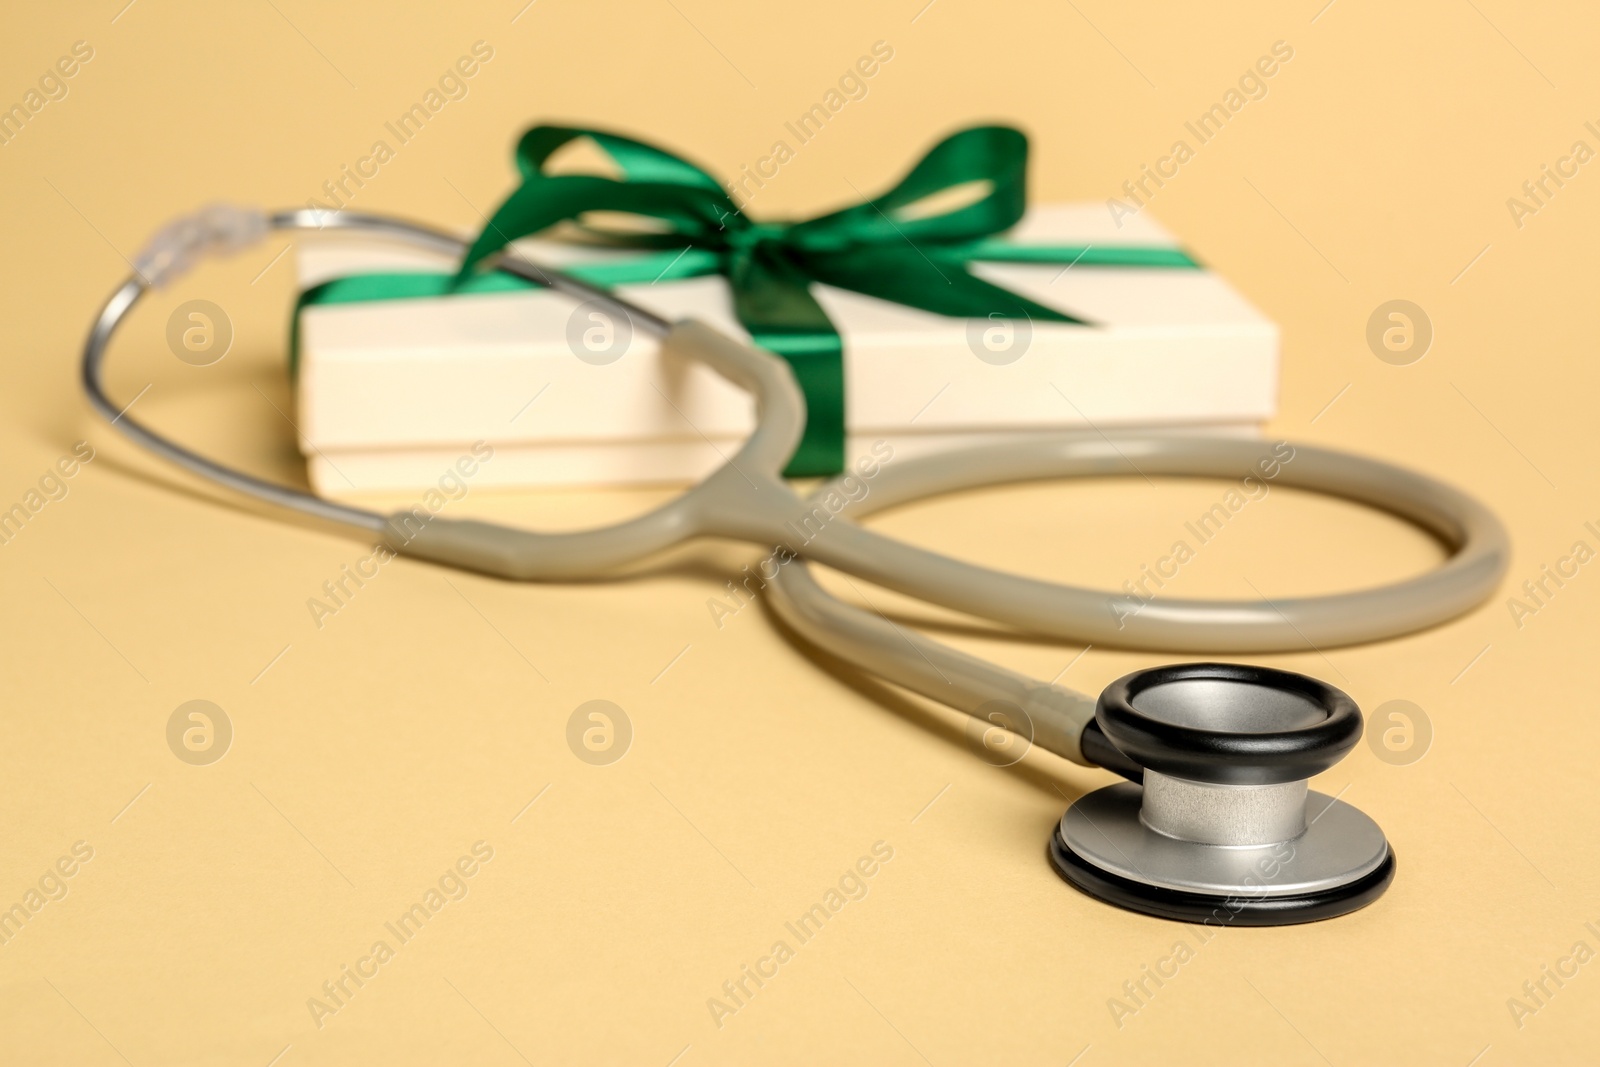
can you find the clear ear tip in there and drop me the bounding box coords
[131,203,269,288]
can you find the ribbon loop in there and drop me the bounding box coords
[797,125,1029,247]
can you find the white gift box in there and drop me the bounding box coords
[294,205,1277,493]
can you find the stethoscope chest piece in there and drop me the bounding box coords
[1052,663,1394,925]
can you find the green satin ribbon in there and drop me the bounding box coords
[295,124,1199,476]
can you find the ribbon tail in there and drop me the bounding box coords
[752,329,846,478]
[727,248,850,477]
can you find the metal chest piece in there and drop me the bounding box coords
[1052,663,1394,925]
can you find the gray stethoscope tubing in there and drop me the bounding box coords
[84,206,1510,767]
[761,436,1511,763]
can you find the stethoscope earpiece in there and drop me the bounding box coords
[1051,663,1394,926]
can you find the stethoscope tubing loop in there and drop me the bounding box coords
[781,432,1508,653]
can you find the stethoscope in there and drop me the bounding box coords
[83,205,1510,925]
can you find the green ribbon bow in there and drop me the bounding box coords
[296,124,1199,476]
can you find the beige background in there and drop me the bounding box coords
[2,1,1598,1063]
